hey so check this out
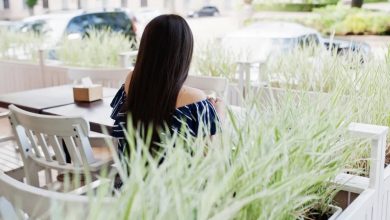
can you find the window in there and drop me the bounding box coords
[3,0,9,9]
[43,0,49,9]
[65,13,133,37]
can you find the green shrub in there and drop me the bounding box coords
[301,5,390,35]
[56,29,136,68]
[253,0,338,12]
[48,87,366,219]
[0,27,43,62]
[16,45,390,220]
[193,41,241,80]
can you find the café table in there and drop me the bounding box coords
[0,85,118,166]
[42,97,115,133]
[0,85,117,113]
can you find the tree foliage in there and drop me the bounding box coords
[25,0,38,8]
[351,0,364,8]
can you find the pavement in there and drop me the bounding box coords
[186,6,389,57]
[363,2,390,12]
[186,15,240,44]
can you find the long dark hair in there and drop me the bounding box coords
[126,14,194,148]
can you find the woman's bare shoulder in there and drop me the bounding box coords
[176,86,207,108]
[124,71,133,94]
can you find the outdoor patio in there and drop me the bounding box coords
[2,0,390,219]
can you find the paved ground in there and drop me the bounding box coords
[186,15,240,44]
[186,9,389,57]
[363,2,390,12]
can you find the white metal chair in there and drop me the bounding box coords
[0,110,13,143]
[67,67,131,89]
[0,110,25,182]
[185,75,229,100]
[0,170,113,219]
[8,105,112,188]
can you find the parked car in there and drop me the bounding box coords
[188,6,220,18]
[221,21,370,83]
[17,11,137,49]
[221,21,370,62]
[0,21,22,31]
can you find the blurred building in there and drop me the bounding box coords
[0,0,234,20]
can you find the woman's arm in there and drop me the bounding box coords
[208,97,225,122]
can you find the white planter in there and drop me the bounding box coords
[380,166,390,220]
[332,123,388,220]
[329,205,342,220]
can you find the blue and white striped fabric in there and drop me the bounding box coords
[110,85,219,154]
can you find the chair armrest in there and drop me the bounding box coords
[0,136,14,143]
[0,111,9,119]
[0,197,19,220]
[69,178,111,195]
[0,111,13,143]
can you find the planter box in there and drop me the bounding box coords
[380,166,390,219]
[332,123,388,220]
[329,205,343,220]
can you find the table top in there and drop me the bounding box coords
[42,97,115,133]
[0,85,118,113]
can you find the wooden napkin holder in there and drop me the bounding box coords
[73,85,103,102]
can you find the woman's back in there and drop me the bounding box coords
[110,14,223,155]
[110,83,220,154]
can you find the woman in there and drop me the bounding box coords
[110,14,224,156]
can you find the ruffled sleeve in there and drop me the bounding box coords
[110,84,126,120]
[172,99,219,136]
[110,84,127,154]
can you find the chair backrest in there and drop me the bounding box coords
[0,171,112,219]
[185,75,229,99]
[8,105,98,187]
[67,67,131,88]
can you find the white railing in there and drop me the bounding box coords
[0,60,43,94]
[0,49,139,94]
[334,123,388,220]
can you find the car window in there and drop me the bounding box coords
[19,20,47,34]
[66,14,90,34]
[298,34,319,47]
[93,12,131,32]
[66,12,132,36]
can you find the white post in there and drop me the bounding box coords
[119,50,138,68]
[38,49,47,87]
[119,54,128,69]
[348,122,388,220]
[237,62,245,100]
[237,61,251,98]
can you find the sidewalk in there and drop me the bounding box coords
[363,2,390,12]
